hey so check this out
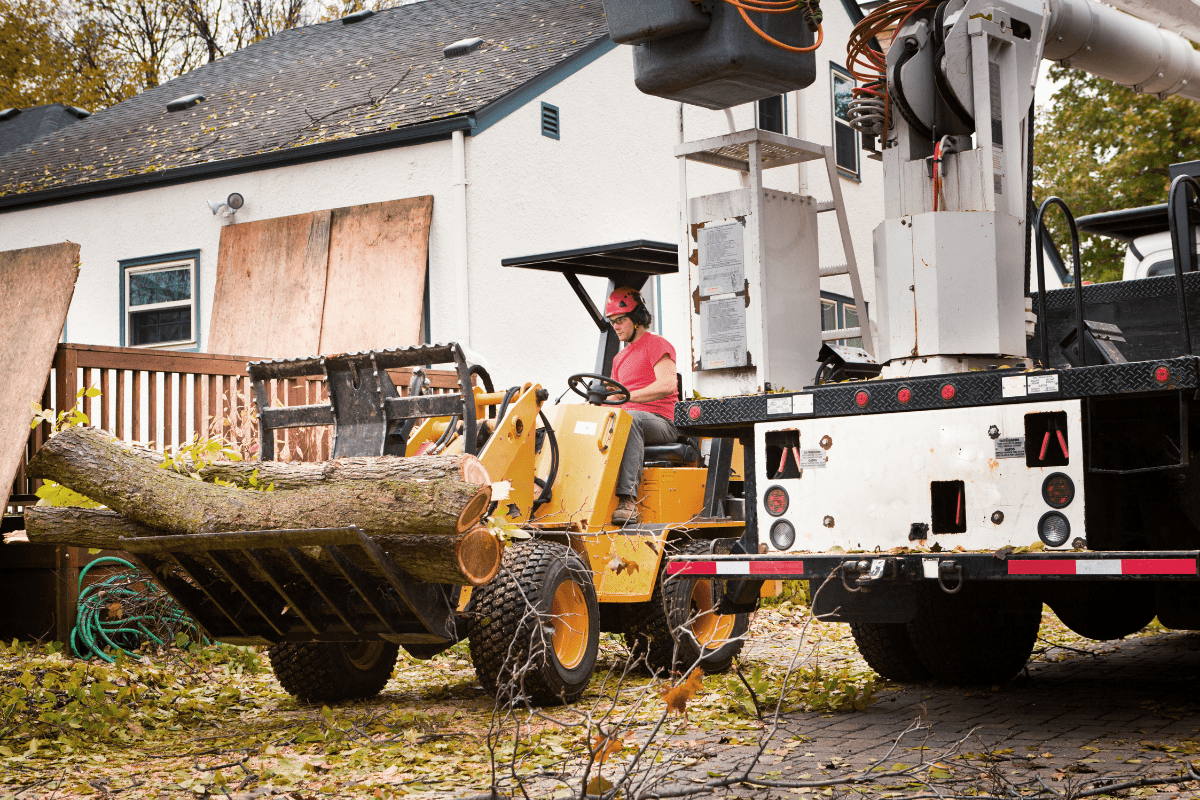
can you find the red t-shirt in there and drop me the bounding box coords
[612,331,678,419]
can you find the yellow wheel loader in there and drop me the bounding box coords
[114,252,759,707]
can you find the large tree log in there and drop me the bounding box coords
[152,452,491,491]
[23,506,501,586]
[27,426,491,537]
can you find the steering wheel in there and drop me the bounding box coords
[567,373,631,406]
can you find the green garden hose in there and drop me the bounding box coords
[72,557,205,662]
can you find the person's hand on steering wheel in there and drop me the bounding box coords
[566,373,631,406]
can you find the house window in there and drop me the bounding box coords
[820,292,863,348]
[121,251,198,348]
[757,94,786,134]
[541,102,560,140]
[830,64,859,180]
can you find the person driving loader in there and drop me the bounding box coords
[605,287,680,525]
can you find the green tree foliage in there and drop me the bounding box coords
[1034,64,1200,283]
[0,0,386,113]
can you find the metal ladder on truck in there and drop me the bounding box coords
[674,128,874,359]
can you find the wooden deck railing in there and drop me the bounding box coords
[7,343,462,512]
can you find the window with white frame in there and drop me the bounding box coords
[820,292,864,348]
[121,252,198,348]
[757,94,786,135]
[830,64,860,180]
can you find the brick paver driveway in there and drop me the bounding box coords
[672,625,1200,797]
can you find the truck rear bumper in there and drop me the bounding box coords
[667,550,1200,583]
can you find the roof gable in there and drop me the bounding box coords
[0,0,607,202]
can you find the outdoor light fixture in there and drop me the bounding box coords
[208,192,245,218]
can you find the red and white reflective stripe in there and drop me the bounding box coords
[1008,558,1197,576]
[666,560,805,577]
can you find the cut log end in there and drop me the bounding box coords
[458,454,491,486]
[455,526,503,586]
[456,485,493,533]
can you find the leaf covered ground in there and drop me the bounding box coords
[0,598,1182,799]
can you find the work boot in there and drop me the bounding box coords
[612,495,640,526]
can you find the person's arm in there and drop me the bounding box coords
[628,355,677,403]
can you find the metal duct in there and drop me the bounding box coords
[1044,0,1200,102]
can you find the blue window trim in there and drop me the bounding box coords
[541,101,560,140]
[829,61,861,182]
[119,249,201,351]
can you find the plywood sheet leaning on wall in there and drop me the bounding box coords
[319,196,433,354]
[209,209,332,358]
[0,241,80,509]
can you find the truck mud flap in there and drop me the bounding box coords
[120,526,458,647]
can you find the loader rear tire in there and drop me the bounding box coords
[906,582,1041,685]
[849,622,930,683]
[466,539,599,705]
[268,641,399,703]
[627,541,749,676]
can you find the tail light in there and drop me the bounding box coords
[1042,473,1075,508]
[770,519,796,550]
[764,485,789,516]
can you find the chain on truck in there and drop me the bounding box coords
[599,0,1200,686]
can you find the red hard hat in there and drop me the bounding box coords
[606,287,641,317]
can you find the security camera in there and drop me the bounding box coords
[207,192,245,217]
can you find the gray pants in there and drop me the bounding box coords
[616,410,679,497]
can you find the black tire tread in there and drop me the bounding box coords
[268,641,399,703]
[630,540,750,675]
[906,583,1041,685]
[849,622,930,683]
[466,539,597,705]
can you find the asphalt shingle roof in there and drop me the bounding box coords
[0,104,88,156]
[0,0,607,199]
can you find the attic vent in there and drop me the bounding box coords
[0,108,21,122]
[540,102,559,140]
[65,106,91,119]
[342,9,374,23]
[443,37,484,58]
[166,93,205,112]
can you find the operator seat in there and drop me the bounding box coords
[643,437,701,465]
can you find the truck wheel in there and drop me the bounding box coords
[629,540,750,675]
[849,622,930,682]
[906,583,1041,685]
[466,540,599,705]
[268,641,399,703]
[1044,583,1155,640]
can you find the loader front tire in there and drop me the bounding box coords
[906,582,1041,685]
[466,540,599,705]
[628,540,750,676]
[268,641,399,703]
[849,622,930,683]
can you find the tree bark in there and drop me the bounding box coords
[27,426,492,538]
[22,506,157,550]
[23,506,502,586]
[140,449,491,491]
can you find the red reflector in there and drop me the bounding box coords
[897,387,912,404]
[1155,366,1171,383]
[687,405,701,420]
[941,384,956,401]
[855,390,869,408]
